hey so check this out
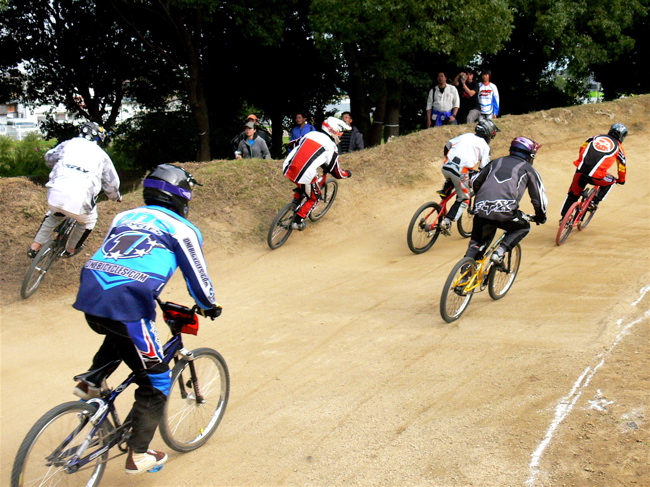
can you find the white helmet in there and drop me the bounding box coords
[322,116,351,143]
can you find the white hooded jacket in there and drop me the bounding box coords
[44,137,121,214]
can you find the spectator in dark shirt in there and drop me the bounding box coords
[338,112,365,153]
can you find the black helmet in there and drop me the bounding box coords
[143,164,200,217]
[475,119,500,142]
[509,136,542,163]
[608,123,628,143]
[79,122,106,143]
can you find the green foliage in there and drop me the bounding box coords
[0,134,55,178]
[110,110,198,170]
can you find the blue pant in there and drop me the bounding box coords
[85,314,172,453]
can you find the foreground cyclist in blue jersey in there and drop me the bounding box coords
[72,164,222,475]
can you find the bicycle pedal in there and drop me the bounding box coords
[148,465,164,473]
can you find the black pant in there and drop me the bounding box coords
[86,314,168,453]
[465,215,530,260]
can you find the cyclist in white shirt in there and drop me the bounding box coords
[27,122,121,258]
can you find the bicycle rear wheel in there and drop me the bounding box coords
[161,348,230,452]
[556,202,580,246]
[488,244,522,300]
[440,257,476,323]
[267,203,296,250]
[407,202,442,254]
[21,240,59,299]
[309,180,338,221]
[12,401,109,487]
[456,197,474,238]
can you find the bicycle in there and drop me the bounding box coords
[11,299,230,487]
[267,171,338,249]
[21,217,77,299]
[439,215,533,323]
[406,190,474,254]
[556,185,601,246]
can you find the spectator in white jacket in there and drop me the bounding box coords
[28,122,122,259]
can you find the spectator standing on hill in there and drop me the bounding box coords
[230,114,272,158]
[453,68,481,124]
[288,112,316,148]
[27,121,122,259]
[426,72,460,127]
[478,70,500,120]
[235,122,272,159]
[338,112,365,153]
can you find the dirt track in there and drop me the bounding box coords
[1,98,649,486]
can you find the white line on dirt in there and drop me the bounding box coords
[525,285,650,487]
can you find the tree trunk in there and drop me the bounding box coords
[383,80,401,142]
[370,89,387,147]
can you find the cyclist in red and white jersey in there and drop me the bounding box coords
[559,123,628,219]
[282,117,353,230]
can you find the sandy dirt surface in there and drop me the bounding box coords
[1,96,649,486]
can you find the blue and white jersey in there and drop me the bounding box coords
[74,205,216,322]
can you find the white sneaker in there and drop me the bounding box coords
[125,449,168,475]
[439,219,452,236]
[491,252,504,265]
[72,381,101,400]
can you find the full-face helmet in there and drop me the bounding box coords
[321,116,351,144]
[142,164,200,217]
[608,123,628,143]
[509,136,542,163]
[79,122,106,143]
[475,119,500,142]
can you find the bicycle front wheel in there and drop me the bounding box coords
[161,348,230,452]
[578,206,596,231]
[21,240,59,299]
[12,401,109,487]
[488,244,522,300]
[309,180,338,221]
[407,202,442,254]
[556,202,580,246]
[456,197,474,238]
[267,203,296,250]
[440,257,476,323]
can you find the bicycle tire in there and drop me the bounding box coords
[456,197,474,238]
[309,180,338,221]
[440,257,476,323]
[12,401,109,487]
[488,244,522,300]
[578,207,597,231]
[161,348,230,453]
[267,203,296,250]
[556,202,580,246]
[20,240,59,299]
[407,202,442,254]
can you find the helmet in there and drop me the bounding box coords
[142,164,200,217]
[509,136,542,163]
[608,123,628,143]
[321,116,351,143]
[79,122,106,143]
[475,119,500,142]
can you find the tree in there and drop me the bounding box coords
[310,0,513,144]
[0,0,153,130]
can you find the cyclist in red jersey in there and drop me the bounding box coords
[559,123,628,219]
[282,117,352,230]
